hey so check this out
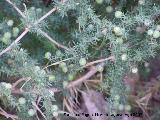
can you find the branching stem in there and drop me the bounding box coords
[0,107,18,120]
[0,0,68,57]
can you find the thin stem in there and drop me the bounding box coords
[39,30,70,51]
[43,58,73,69]
[35,97,41,120]
[0,107,18,120]
[0,28,29,57]
[12,77,31,88]
[32,101,46,120]
[67,63,104,88]
[35,7,57,25]
[11,87,60,95]
[5,0,25,18]
[84,56,114,68]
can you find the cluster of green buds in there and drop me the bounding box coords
[96,0,103,4]
[28,108,36,117]
[48,74,56,82]
[115,11,124,18]
[113,95,131,112]
[18,97,26,105]
[113,26,124,36]
[147,25,160,39]
[1,82,12,90]
[79,58,87,66]
[51,105,59,117]
[1,20,20,45]
[45,52,52,59]
[59,62,68,73]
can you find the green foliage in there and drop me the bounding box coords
[0,0,160,119]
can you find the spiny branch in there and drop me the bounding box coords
[0,0,68,57]
[35,7,57,25]
[39,29,70,51]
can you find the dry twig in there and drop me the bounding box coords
[0,107,18,120]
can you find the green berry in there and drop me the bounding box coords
[62,66,68,73]
[4,32,11,39]
[48,75,56,81]
[12,27,20,37]
[5,83,12,89]
[144,62,149,67]
[118,104,124,111]
[114,95,120,101]
[153,30,160,38]
[102,28,107,36]
[51,105,58,111]
[28,109,36,116]
[113,27,123,36]
[68,74,74,81]
[124,104,131,111]
[116,38,123,44]
[35,66,40,71]
[59,62,66,68]
[30,7,35,11]
[147,29,153,36]
[96,0,103,4]
[156,25,160,31]
[88,24,94,30]
[36,8,42,13]
[138,0,145,5]
[79,58,87,66]
[131,67,138,73]
[56,50,62,57]
[18,97,26,105]
[45,52,51,59]
[121,54,127,61]
[1,37,10,44]
[63,81,68,88]
[106,6,113,13]
[96,65,104,72]
[144,19,151,26]
[115,11,123,18]
[53,112,59,117]
[7,20,14,27]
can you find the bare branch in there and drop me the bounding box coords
[32,101,46,119]
[67,63,104,88]
[39,29,70,51]
[35,7,57,25]
[0,107,18,120]
[84,56,114,68]
[43,58,73,69]
[5,0,25,18]
[12,77,31,88]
